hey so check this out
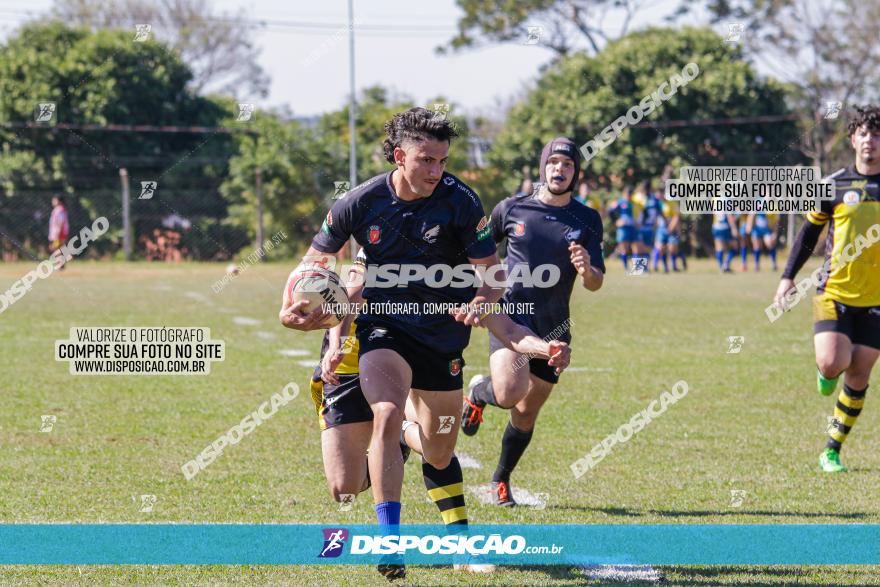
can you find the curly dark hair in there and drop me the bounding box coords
[382,107,459,164]
[847,105,880,136]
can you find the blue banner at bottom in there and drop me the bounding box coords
[1,524,878,565]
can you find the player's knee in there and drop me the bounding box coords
[328,483,359,502]
[817,355,848,379]
[492,377,527,409]
[422,447,454,470]
[371,403,403,434]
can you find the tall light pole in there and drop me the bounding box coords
[347,0,358,261]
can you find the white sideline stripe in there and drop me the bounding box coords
[296,359,319,368]
[567,367,614,372]
[255,331,276,339]
[456,452,482,469]
[184,291,211,303]
[152,284,173,291]
[578,564,663,583]
[468,483,547,508]
[233,316,260,326]
[279,349,310,357]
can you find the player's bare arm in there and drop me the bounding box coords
[450,252,505,326]
[482,313,571,374]
[569,241,603,291]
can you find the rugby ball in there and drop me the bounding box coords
[286,267,349,327]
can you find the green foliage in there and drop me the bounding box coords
[0,22,235,258]
[489,27,801,198]
[220,87,473,256]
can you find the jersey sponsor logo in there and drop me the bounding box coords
[843,190,860,205]
[544,215,557,221]
[443,176,455,186]
[423,224,441,243]
[448,358,462,376]
[475,216,491,241]
[514,222,525,236]
[456,182,480,206]
[368,225,381,244]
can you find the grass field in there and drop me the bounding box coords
[1,257,879,586]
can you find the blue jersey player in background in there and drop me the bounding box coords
[637,180,663,261]
[712,212,740,272]
[460,137,605,506]
[608,186,638,270]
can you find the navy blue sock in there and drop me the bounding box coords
[715,250,724,269]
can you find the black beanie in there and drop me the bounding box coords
[538,137,581,193]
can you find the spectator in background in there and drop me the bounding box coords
[48,196,69,269]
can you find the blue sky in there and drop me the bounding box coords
[0,0,722,117]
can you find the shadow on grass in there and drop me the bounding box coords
[667,564,880,586]
[407,564,880,586]
[551,505,874,519]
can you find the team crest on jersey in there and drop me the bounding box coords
[368,225,381,244]
[423,224,441,243]
[843,190,860,206]
[448,358,462,376]
[514,222,525,236]
[566,228,582,242]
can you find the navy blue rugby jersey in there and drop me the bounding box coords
[311,171,496,353]
[490,190,605,343]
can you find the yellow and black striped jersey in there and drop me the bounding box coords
[806,166,880,306]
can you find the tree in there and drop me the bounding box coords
[679,0,880,169]
[220,87,474,255]
[219,109,321,258]
[486,26,801,254]
[51,0,269,98]
[488,26,800,195]
[0,22,237,259]
[440,0,666,56]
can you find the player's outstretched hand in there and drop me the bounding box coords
[569,242,591,275]
[773,278,796,312]
[450,303,482,327]
[547,340,570,375]
[321,345,342,385]
[280,299,333,331]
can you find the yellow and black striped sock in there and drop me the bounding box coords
[826,384,867,451]
[423,456,467,528]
